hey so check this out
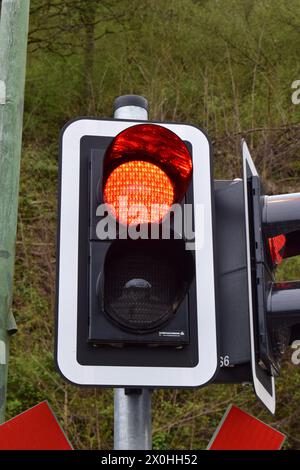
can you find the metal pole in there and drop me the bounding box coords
[114,389,152,450]
[0,0,30,423]
[113,95,152,450]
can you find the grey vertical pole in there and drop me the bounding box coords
[114,389,152,450]
[0,0,30,423]
[113,95,152,450]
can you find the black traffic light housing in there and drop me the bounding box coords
[82,131,198,361]
[87,138,195,347]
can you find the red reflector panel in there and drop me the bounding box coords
[104,161,174,225]
[268,234,286,265]
[208,405,285,450]
[102,124,192,224]
[0,402,72,450]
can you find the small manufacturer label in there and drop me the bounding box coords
[159,331,185,337]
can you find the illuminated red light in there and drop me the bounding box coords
[268,234,286,265]
[103,160,174,224]
[102,124,192,225]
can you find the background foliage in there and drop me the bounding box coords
[5,0,300,449]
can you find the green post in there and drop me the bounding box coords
[0,0,30,422]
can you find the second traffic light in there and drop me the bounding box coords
[214,141,300,413]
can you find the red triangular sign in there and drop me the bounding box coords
[208,405,285,450]
[0,401,72,450]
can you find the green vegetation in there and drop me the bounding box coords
[5,0,300,449]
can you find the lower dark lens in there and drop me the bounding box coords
[102,239,194,333]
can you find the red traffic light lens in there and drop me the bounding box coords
[103,160,174,225]
[268,234,286,265]
[102,123,192,225]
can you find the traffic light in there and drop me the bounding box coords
[55,96,300,414]
[243,141,300,413]
[212,142,300,413]
[56,112,219,388]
